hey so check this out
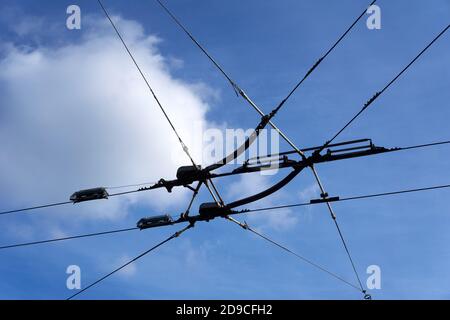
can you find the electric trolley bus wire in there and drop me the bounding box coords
[1,139,449,216]
[3,183,449,251]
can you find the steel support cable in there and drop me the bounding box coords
[2,139,449,217]
[97,0,196,166]
[318,24,450,154]
[155,0,238,95]
[67,223,194,300]
[240,184,450,214]
[225,216,362,293]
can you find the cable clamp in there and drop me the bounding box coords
[363,91,381,110]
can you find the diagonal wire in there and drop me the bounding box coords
[319,24,450,153]
[0,227,138,250]
[331,214,365,293]
[155,0,240,95]
[97,0,196,166]
[225,216,361,293]
[67,223,194,300]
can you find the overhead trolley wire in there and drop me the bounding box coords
[67,223,194,300]
[1,139,449,217]
[1,183,449,251]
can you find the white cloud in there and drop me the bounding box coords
[0,6,44,37]
[0,15,215,227]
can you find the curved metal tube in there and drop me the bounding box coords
[225,165,306,209]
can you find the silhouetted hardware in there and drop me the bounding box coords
[246,139,373,164]
[70,188,109,203]
[199,202,226,219]
[310,196,340,204]
[176,165,203,184]
[137,214,174,230]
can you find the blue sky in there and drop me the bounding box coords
[0,0,449,300]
